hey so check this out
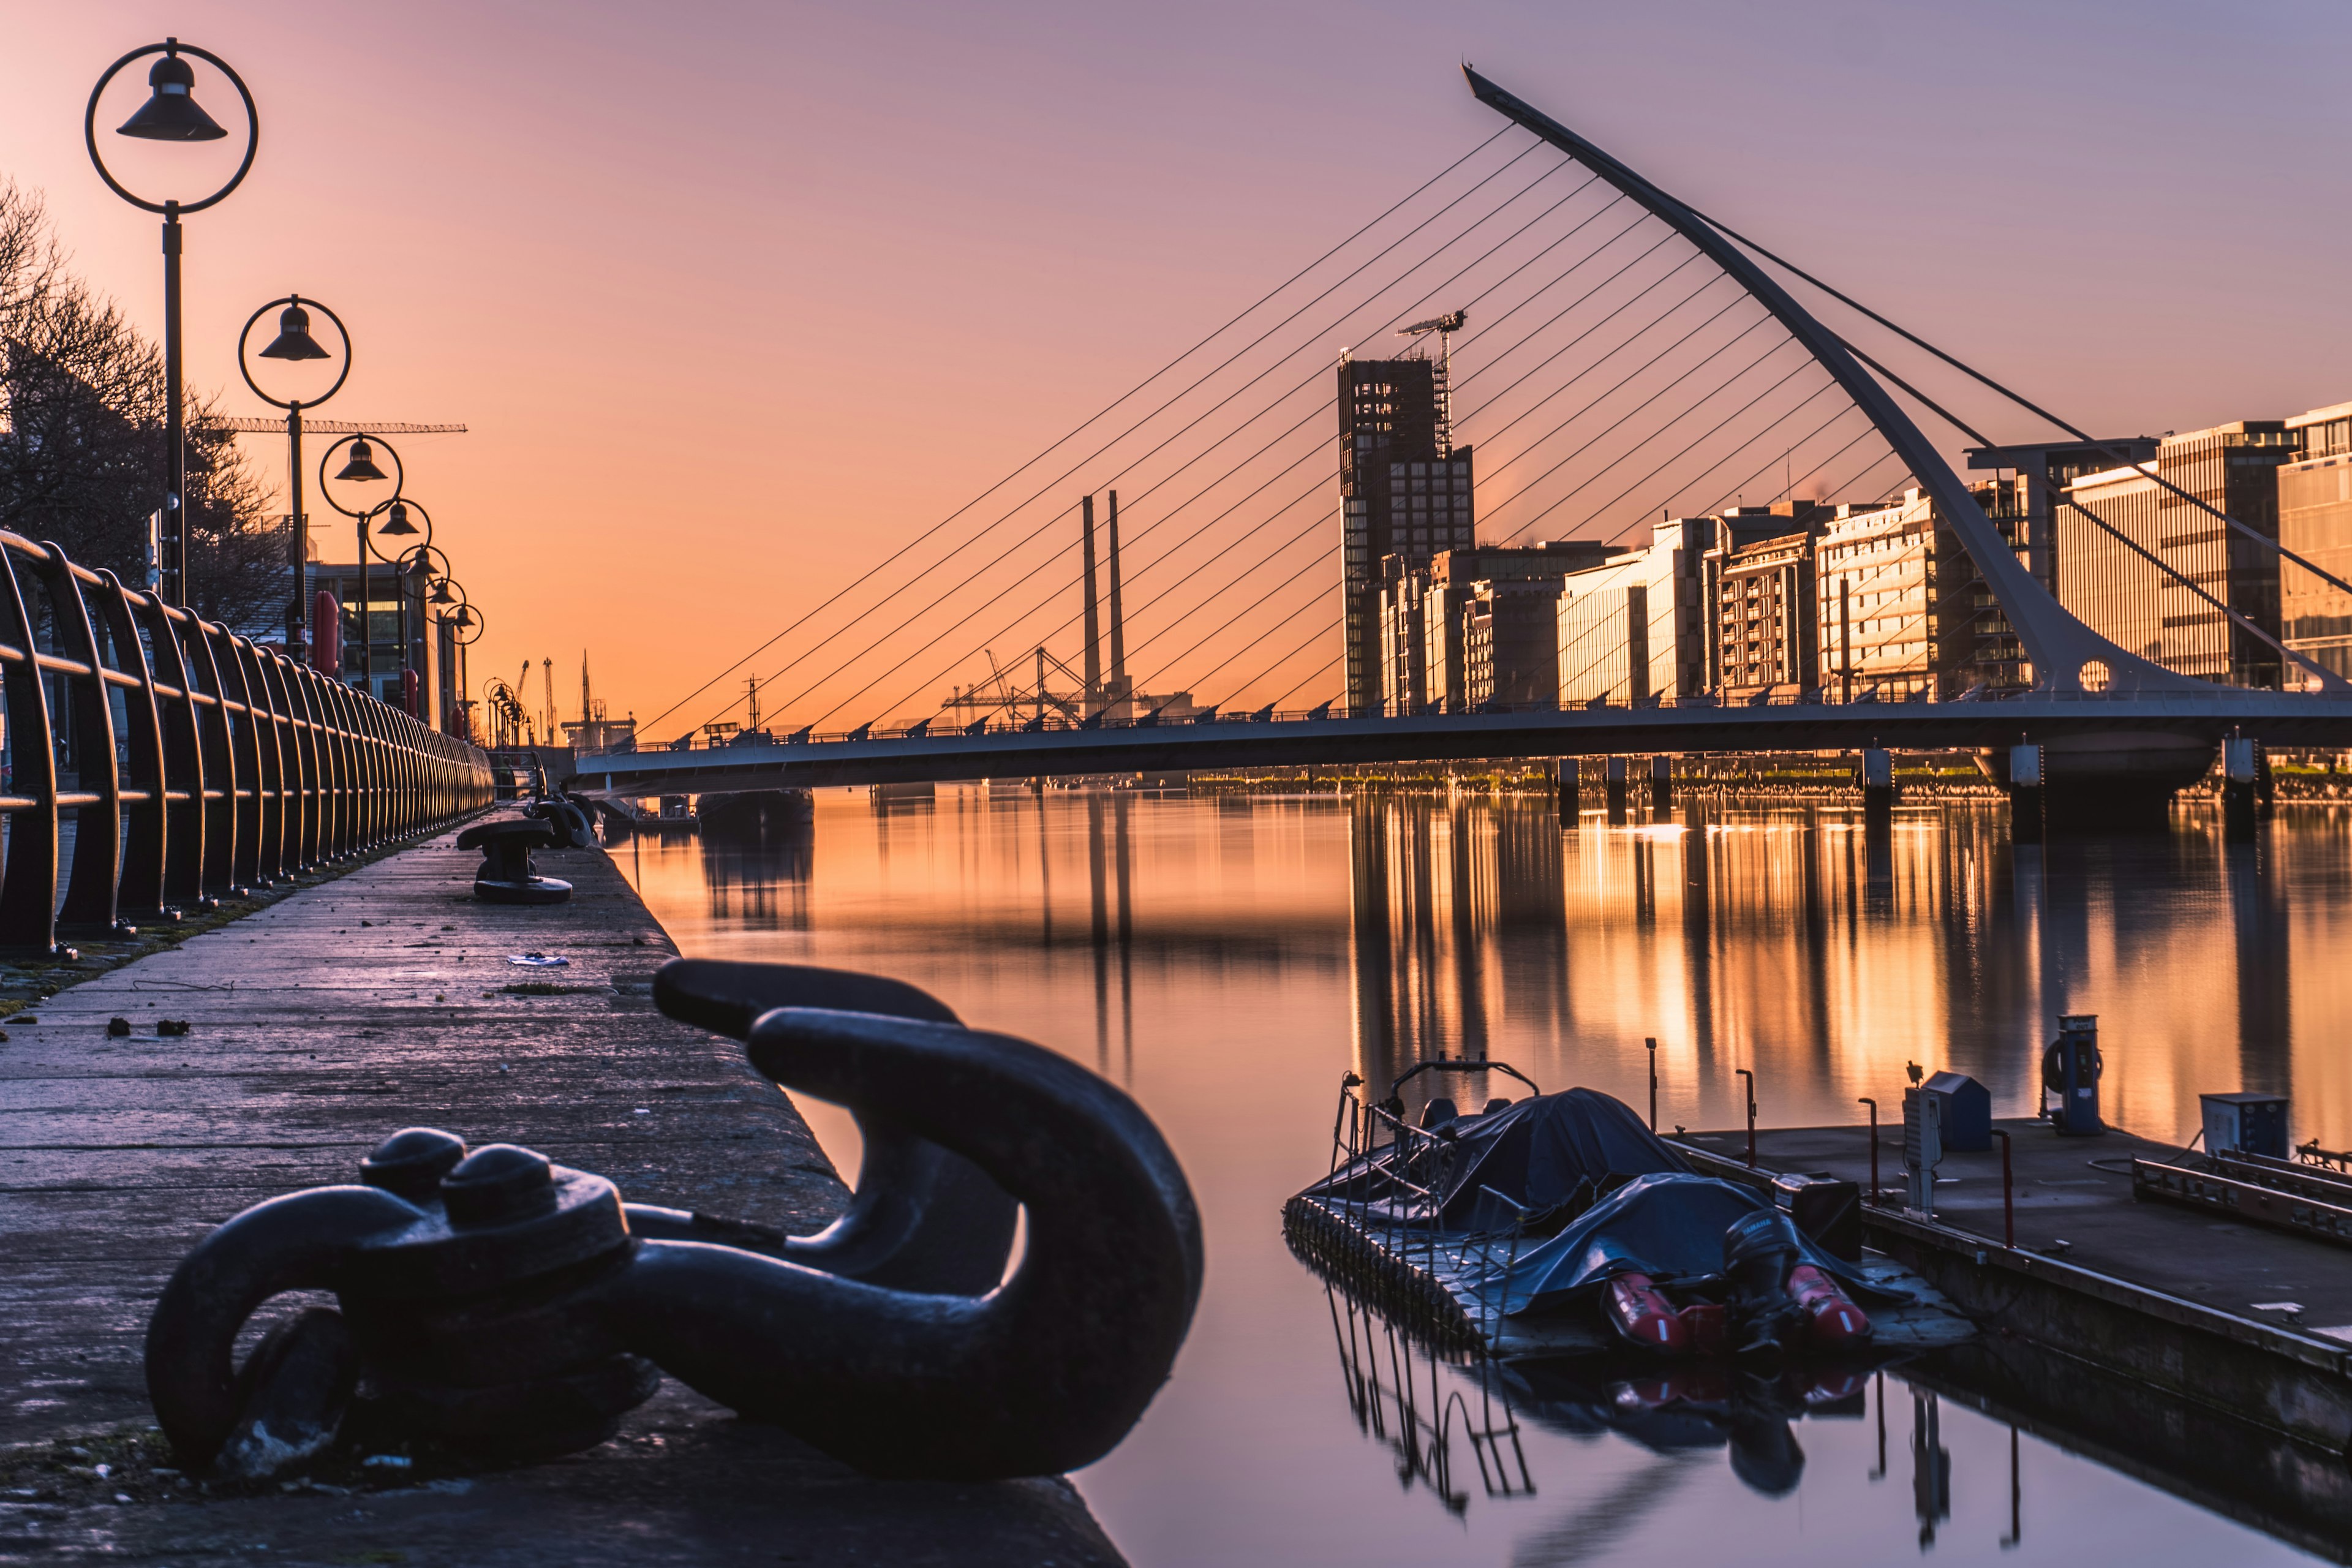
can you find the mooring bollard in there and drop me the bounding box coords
[1646,1036,1658,1132]
[458,795,596,904]
[145,958,1202,1483]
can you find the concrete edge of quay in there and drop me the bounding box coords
[0,814,1129,1567]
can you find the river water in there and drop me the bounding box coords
[616,788,2352,1567]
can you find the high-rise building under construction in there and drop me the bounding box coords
[1340,355,1474,715]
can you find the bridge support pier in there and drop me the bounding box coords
[2223,736,2258,844]
[1650,755,1674,821]
[1605,756,1628,826]
[1556,758,1580,823]
[2008,744,2045,846]
[1860,748,1895,831]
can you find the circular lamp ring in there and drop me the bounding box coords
[451,606,486,647]
[398,543,453,582]
[238,294,352,410]
[318,431,403,519]
[85,42,260,216]
[364,496,434,561]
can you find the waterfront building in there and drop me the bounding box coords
[2280,401,2352,683]
[1965,437,2157,594]
[1463,578,1571,708]
[2058,421,2296,687]
[1555,518,1714,704]
[1812,485,2034,701]
[1699,503,1830,699]
[1340,355,1474,715]
[1379,541,1611,712]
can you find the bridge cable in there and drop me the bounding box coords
[1469,301,1770,519]
[790,204,1694,731]
[784,169,1661,731]
[710,146,1588,733]
[1545,368,1846,543]
[2056,496,2334,687]
[635,124,1522,735]
[1488,330,1806,540]
[1697,208,2352,609]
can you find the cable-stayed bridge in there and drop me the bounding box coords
[587,68,2352,810]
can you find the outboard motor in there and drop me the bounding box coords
[2042,1014,2105,1136]
[1722,1208,1804,1357]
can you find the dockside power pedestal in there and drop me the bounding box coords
[1902,1087,1942,1214]
[2043,1014,2105,1136]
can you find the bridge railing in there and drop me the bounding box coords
[580,677,2299,763]
[0,530,496,953]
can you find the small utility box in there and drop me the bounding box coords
[1920,1071,1991,1153]
[2201,1092,2290,1160]
[1774,1172,1862,1261]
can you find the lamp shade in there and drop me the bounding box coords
[334,440,387,483]
[377,501,419,537]
[429,578,457,604]
[258,301,331,361]
[116,49,228,142]
[451,605,477,628]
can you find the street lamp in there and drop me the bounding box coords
[87,39,259,608]
[316,431,405,692]
[437,588,484,741]
[238,295,352,659]
[363,495,432,703]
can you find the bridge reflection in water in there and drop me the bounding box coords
[613,786,2350,1564]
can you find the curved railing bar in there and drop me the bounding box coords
[1461,66,2206,696]
[0,526,492,951]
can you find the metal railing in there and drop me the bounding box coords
[1285,1077,1531,1346]
[0,530,494,952]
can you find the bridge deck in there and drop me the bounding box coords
[0,826,1118,1565]
[578,691,2352,795]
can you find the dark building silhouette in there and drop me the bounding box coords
[1340,356,1473,715]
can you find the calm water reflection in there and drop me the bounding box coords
[616,788,2352,1566]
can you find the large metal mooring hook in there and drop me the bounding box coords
[143,958,1204,1481]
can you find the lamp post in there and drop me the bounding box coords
[86,39,259,609]
[437,589,483,741]
[379,533,447,715]
[315,431,401,692]
[362,495,428,700]
[238,295,350,658]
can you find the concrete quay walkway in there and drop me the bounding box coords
[0,821,1123,1566]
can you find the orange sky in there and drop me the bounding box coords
[4,1,2348,737]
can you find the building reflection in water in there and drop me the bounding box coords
[1344,795,2350,1145]
[695,829,813,929]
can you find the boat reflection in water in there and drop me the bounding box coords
[1313,1259,2352,1562]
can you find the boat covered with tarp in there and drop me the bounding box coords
[1284,1062,1970,1360]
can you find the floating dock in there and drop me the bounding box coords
[1671,1118,2352,1454]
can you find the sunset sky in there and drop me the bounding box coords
[3,1,2346,736]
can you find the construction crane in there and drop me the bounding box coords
[1398,310,1466,458]
[213,418,468,435]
